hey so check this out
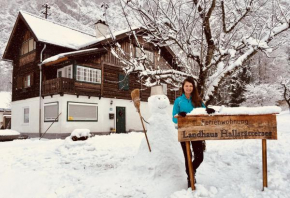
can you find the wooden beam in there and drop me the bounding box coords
[43,57,68,66]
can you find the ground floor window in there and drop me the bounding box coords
[67,102,98,121]
[24,107,29,123]
[44,102,59,122]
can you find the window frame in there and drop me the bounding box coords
[118,73,129,91]
[24,74,31,88]
[76,65,101,84]
[67,101,98,122]
[135,47,155,63]
[23,107,29,124]
[20,38,36,56]
[161,83,167,95]
[57,65,73,79]
[44,102,59,122]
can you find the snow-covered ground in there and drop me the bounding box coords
[0,111,289,198]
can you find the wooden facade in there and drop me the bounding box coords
[4,12,178,104]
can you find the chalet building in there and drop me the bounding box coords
[2,11,178,138]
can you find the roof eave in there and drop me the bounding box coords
[43,48,106,67]
[2,13,21,60]
[2,11,40,60]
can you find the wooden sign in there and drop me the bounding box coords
[178,114,277,142]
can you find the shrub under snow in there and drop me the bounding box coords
[69,129,91,141]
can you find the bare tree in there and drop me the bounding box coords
[105,0,290,104]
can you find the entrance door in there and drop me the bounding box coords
[4,117,11,129]
[116,107,126,133]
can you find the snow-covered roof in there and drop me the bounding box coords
[20,11,143,51]
[79,26,142,48]
[42,48,105,66]
[20,11,97,50]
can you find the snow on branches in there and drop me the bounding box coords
[106,0,290,102]
[279,77,290,111]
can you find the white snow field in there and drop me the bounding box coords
[0,111,289,198]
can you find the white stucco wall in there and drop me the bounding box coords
[11,95,174,134]
[0,112,3,123]
[11,97,40,133]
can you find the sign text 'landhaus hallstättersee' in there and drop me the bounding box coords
[178,114,277,142]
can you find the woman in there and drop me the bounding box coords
[172,77,214,187]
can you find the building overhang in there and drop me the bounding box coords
[42,48,106,66]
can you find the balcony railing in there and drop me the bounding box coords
[42,77,74,96]
[42,77,101,97]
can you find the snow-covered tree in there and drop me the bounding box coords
[106,0,290,104]
[227,65,251,107]
[242,84,282,107]
[280,79,290,111]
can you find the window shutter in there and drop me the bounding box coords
[118,73,129,91]
[17,77,22,89]
[30,73,34,86]
[23,76,26,88]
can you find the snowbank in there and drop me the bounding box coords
[0,130,20,136]
[0,112,289,197]
[0,130,20,141]
[70,129,90,137]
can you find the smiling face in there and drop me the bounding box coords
[183,81,194,96]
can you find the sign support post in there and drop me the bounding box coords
[186,142,195,190]
[177,114,277,191]
[262,139,268,190]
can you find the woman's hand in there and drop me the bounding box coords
[206,107,215,114]
[178,112,187,117]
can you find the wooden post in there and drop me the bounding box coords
[138,111,151,152]
[186,142,195,190]
[262,139,268,190]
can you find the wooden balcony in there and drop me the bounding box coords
[42,78,101,97]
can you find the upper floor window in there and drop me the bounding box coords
[57,65,73,79]
[118,73,129,91]
[24,74,31,88]
[161,83,167,95]
[17,73,33,90]
[21,38,36,56]
[76,65,101,84]
[136,47,154,63]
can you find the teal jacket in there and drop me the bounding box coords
[172,93,205,124]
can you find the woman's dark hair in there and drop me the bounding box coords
[182,77,202,107]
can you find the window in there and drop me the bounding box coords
[136,47,154,63]
[57,65,72,79]
[44,102,59,122]
[17,74,33,90]
[76,66,101,84]
[161,83,167,95]
[67,102,98,121]
[24,74,31,88]
[118,73,129,90]
[24,107,29,123]
[21,38,36,55]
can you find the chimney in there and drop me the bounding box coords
[95,19,109,39]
